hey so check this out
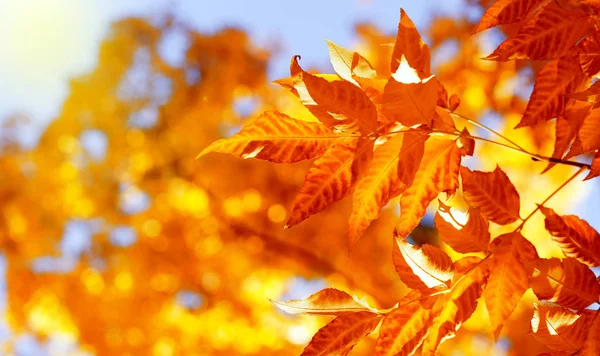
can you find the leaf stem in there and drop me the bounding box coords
[447,110,527,152]
[514,166,586,232]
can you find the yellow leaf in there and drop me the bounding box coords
[272,288,378,316]
[326,39,376,85]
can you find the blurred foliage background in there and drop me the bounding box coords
[1,1,599,355]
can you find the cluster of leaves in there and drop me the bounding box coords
[200,2,600,355]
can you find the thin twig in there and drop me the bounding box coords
[514,166,586,232]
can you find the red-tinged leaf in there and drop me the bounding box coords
[540,206,600,267]
[434,201,490,253]
[516,57,585,128]
[421,257,489,355]
[382,76,438,127]
[460,165,521,225]
[584,150,600,180]
[395,137,461,239]
[543,102,591,173]
[474,0,546,34]
[272,288,377,316]
[578,31,600,77]
[529,257,600,310]
[483,233,531,340]
[448,94,461,112]
[571,108,600,155]
[374,296,434,356]
[580,312,600,355]
[458,128,475,156]
[530,304,596,353]
[197,111,343,163]
[393,239,454,291]
[290,56,378,135]
[286,138,374,228]
[568,81,600,103]
[348,134,407,247]
[301,311,382,356]
[391,9,431,79]
[326,40,376,86]
[485,2,590,61]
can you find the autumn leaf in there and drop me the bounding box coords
[348,130,425,247]
[391,9,431,79]
[327,39,376,86]
[543,102,591,173]
[434,200,490,253]
[290,55,378,134]
[585,151,600,180]
[421,256,489,355]
[395,137,461,239]
[382,59,438,127]
[460,165,521,225]
[374,294,434,356]
[530,304,596,353]
[393,238,454,291]
[529,257,600,310]
[197,111,345,162]
[474,0,546,34]
[539,206,600,267]
[516,57,585,128]
[272,288,378,316]
[485,1,590,61]
[567,108,600,157]
[483,233,534,340]
[580,311,600,355]
[568,80,600,103]
[286,138,374,228]
[301,311,382,356]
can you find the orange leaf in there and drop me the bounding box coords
[516,57,585,128]
[287,138,374,228]
[290,56,378,135]
[580,311,600,355]
[474,0,546,34]
[529,257,600,310]
[540,206,600,267]
[568,81,600,104]
[543,102,591,173]
[391,9,431,79]
[393,239,454,292]
[486,1,590,61]
[483,233,531,340]
[382,72,437,127]
[570,108,600,155]
[301,311,382,356]
[327,39,376,85]
[348,130,425,247]
[434,200,490,253]
[395,137,461,239]
[197,111,343,163]
[421,256,489,355]
[530,304,596,353]
[460,165,521,225]
[374,294,434,356]
[585,150,600,180]
[272,288,377,316]
[578,31,600,77]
